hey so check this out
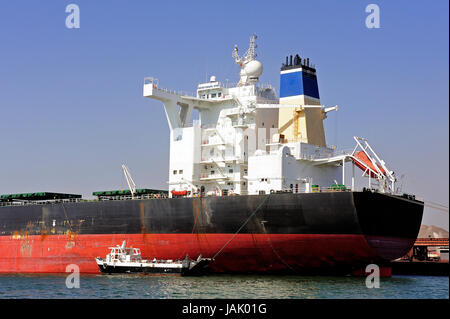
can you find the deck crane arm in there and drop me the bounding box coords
[121,164,137,198]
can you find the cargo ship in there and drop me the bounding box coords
[0,35,423,275]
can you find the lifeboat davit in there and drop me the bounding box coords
[352,151,386,178]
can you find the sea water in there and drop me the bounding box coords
[0,274,447,299]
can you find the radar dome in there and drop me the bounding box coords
[243,60,263,79]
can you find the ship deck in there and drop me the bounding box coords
[0,187,383,208]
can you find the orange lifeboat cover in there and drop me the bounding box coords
[171,190,187,196]
[352,151,386,178]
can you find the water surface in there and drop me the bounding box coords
[0,274,447,299]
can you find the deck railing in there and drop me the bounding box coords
[0,193,169,207]
[0,187,359,207]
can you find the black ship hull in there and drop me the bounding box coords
[0,191,424,274]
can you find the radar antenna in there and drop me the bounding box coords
[232,34,262,86]
[233,33,258,65]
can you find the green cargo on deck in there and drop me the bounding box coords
[0,192,81,202]
[330,184,347,191]
[92,189,168,197]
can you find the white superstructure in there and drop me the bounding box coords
[143,35,397,198]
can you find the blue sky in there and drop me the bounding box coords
[0,1,448,229]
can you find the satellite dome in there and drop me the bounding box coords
[243,60,263,79]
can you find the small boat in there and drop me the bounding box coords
[95,241,213,276]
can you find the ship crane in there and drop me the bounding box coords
[121,164,137,198]
[350,136,396,193]
[322,105,338,119]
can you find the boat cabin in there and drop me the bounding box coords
[106,242,142,263]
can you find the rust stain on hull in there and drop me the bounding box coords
[140,201,159,258]
[191,198,213,255]
[139,202,147,235]
[65,230,78,250]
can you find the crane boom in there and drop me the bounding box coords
[121,164,137,198]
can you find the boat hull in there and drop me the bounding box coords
[0,191,423,274]
[96,263,184,275]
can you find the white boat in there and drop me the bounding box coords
[95,241,213,275]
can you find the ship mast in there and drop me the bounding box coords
[232,34,263,86]
[232,33,257,65]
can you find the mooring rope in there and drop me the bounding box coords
[212,195,270,260]
[265,233,296,272]
[424,200,449,213]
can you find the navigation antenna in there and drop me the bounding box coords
[122,164,137,198]
[232,34,263,86]
[232,33,258,65]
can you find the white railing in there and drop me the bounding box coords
[199,174,230,180]
[144,77,195,97]
[257,99,280,105]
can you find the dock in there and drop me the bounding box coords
[391,260,449,276]
[391,237,449,276]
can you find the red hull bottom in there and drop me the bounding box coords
[0,233,413,274]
